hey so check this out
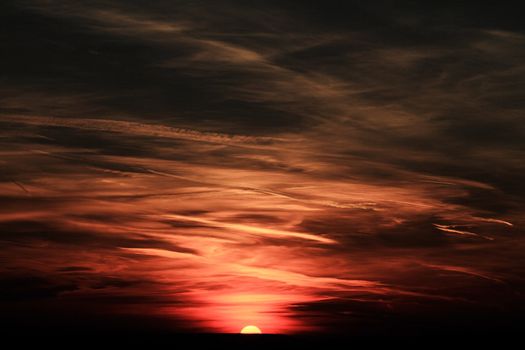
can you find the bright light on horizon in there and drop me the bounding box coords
[240,325,262,334]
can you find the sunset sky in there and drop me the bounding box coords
[1,1,524,336]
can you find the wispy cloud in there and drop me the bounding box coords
[1,0,524,335]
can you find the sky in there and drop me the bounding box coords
[1,0,525,336]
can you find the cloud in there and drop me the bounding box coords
[0,115,284,148]
[1,0,525,335]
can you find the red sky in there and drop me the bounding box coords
[1,0,525,336]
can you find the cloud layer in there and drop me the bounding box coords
[1,0,524,335]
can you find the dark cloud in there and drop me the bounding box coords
[1,0,524,335]
[0,275,78,301]
[0,219,198,255]
[57,266,94,272]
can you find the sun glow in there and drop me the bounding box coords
[240,325,262,334]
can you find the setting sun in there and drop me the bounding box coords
[240,325,262,334]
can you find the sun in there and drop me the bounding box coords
[240,325,262,334]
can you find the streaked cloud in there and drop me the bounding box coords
[1,0,524,335]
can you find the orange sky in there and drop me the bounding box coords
[1,0,525,336]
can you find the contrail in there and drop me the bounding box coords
[0,115,286,149]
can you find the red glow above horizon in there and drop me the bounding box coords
[1,118,520,334]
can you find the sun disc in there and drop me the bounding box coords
[240,325,262,334]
